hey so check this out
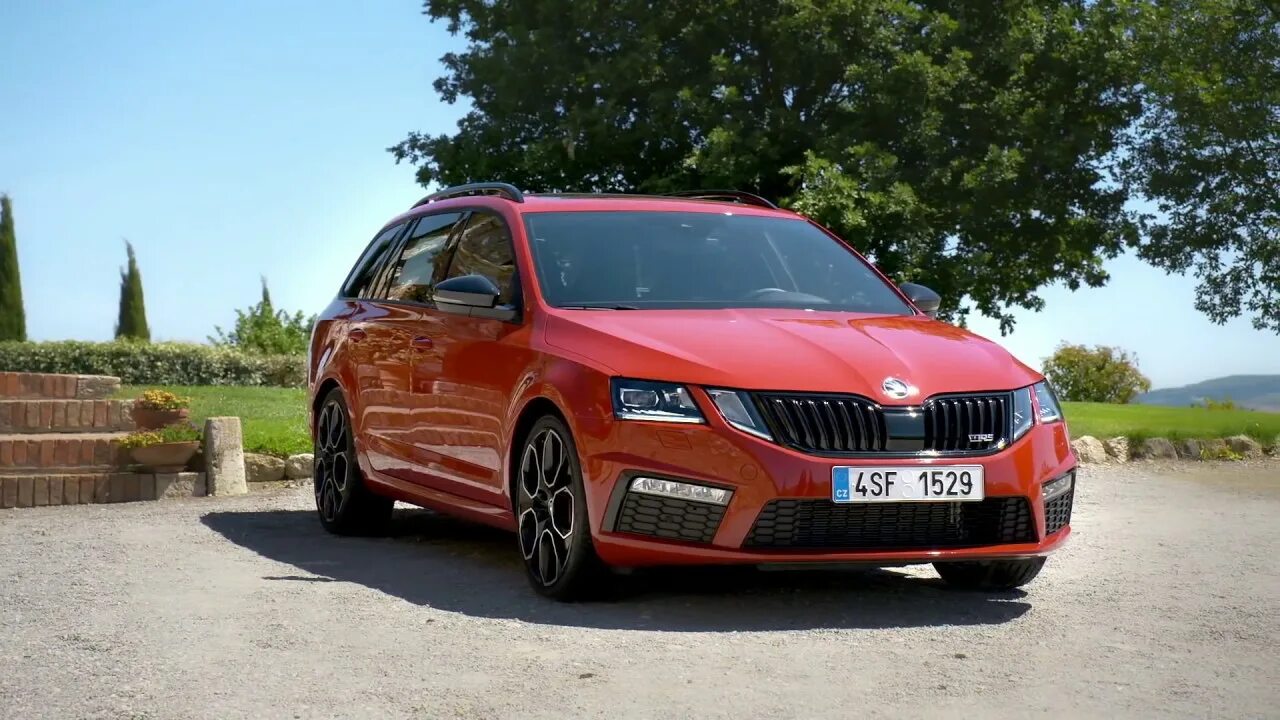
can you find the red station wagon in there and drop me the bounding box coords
[308,182,1077,600]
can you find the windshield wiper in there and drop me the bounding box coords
[560,303,642,310]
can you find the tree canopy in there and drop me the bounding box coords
[210,278,315,355]
[393,0,1278,332]
[1042,342,1152,404]
[115,241,150,342]
[0,195,26,342]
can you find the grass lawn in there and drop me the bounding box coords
[115,386,1279,457]
[1063,402,1280,444]
[118,385,309,458]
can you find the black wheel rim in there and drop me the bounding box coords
[517,428,575,587]
[314,401,351,523]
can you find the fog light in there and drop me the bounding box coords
[1041,471,1074,502]
[630,476,732,506]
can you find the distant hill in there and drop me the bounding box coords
[1137,375,1280,412]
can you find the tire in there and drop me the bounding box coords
[933,557,1046,591]
[515,415,609,601]
[313,389,393,536]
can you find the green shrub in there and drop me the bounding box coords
[0,341,305,387]
[1042,343,1152,404]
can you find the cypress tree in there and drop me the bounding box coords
[115,241,150,341]
[0,195,27,341]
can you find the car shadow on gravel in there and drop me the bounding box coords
[201,508,1032,631]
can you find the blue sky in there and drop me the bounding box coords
[1,1,1275,389]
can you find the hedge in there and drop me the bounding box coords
[0,341,306,387]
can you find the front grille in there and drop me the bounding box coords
[614,492,726,543]
[922,395,1008,453]
[754,393,885,453]
[1044,489,1073,535]
[745,497,1034,550]
[752,391,1010,456]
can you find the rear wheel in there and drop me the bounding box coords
[313,389,393,535]
[934,557,1046,591]
[516,416,608,601]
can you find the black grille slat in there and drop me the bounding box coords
[755,392,1009,456]
[615,492,726,544]
[1044,489,1074,535]
[745,497,1035,550]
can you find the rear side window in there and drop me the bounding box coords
[383,212,464,303]
[444,212,517,305]
[341,223,406,299]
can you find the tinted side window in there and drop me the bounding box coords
[341,223,406,298]
[444,212,517,305]
[383,212,464,303]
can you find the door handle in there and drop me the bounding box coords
[411,336,433,350]
[348,328,367,342]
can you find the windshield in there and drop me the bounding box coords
[524,211,914,314]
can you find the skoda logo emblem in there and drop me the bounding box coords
[881,377,911,399]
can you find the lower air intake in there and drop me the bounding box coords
[745,497,1034,550]
[614,492,726,544]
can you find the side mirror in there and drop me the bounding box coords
[435,274,518,321]
[899,282,941,318]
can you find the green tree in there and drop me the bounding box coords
[1042,343,1152,404]
[115,241,150,342]
[210,277,315,355]
[1121,0,1279,332]
[0,194,26,341]
[393,0,1144,331]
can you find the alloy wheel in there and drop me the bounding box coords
[517,427,576,586]
[313,401,350,523]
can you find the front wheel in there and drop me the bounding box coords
[515,416,608,601]
[934,557,1046,591]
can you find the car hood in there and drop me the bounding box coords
[544,309,1040,400]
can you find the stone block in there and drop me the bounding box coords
[17,476,33,507]
[1137,437,1178,459]
[109,473,128,503]
[1071,435,1109,464]
[32,476,49,506]
[244,452,286,482]
[47,476,63,506]
[94,475,111,503]
[205,417,247,496]
[0,477,17,508]
[1225,435,1264,459]
[62,476,79,505]
[79,476,96,504]
[138,474,157,501]
[285,453,314,479]
[122,474,141,502]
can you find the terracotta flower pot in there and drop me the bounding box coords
[134,407,190,430]
[130,441,200,473]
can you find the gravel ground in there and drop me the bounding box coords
[1,462,1277,719]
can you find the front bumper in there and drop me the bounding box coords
[574,411,1076,568]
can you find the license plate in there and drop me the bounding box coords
[831,466,985,503]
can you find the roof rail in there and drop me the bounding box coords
[412,182,525,208]
[664,189,778,209]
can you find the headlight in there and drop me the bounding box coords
[611,379,704,423]
[1012,386,1035,440]
[1033,381,1063,423]
[1012,381,1064,441]
[705,389,773,440]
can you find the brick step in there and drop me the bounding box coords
[0,399,135,434]
[0,432,128,471]
[0,471,208,508]
[0,372,121,400]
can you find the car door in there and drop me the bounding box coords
[370,210,467,486]
[411,209,535,505]
[338,221,414,474]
